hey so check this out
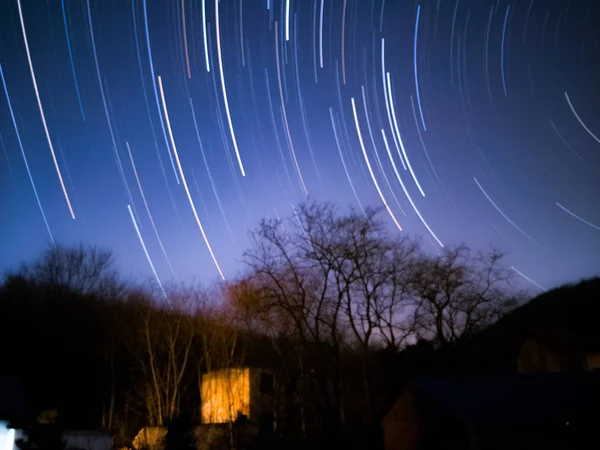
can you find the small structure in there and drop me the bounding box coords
[383,374,600,450]
[517,331,600,373]
[132,426,167,450]
[201,367,276,430]
[6,429,112,450]
[131,367,278,450]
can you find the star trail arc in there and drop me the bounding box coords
[0,0,597,290]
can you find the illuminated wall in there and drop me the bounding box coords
[201,368,250,424]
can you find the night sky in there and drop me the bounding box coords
[0,0,598,292]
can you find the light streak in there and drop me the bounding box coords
[360,87,380,159]
[333,61,362,180]
[449,0,459,88]
[189,97,235,241]
[413,5,427,131]
[182,0,191,79]
[158,75,225,280]
[386,75,425,196]
[381,129,443,246]
[215,0,246,176]
[351,98,402,231]
[0,64,54,244]
[131,1,182,219]
[127,204,167,299]
[379,0,385,33]
[239,0,245,67]
[511,266,546,292]
[205,26,246,199]
[201,0,210,72]
[556,202,600,231]
[381,38,406,170]
[265,68,295,191]
[86,0,141,223]
[126,142,177,280]
[409,95,445,192]
[244,43,273,190]
[275,21,308,196]
[500,5,510,98]
[190,170,211,225]
[285,0,291,41]
[312,0,318,83]
[132,0,158,143]
[462,8,471,106]
[484,5,493,102]
[341,0,347,84]
[549,120,596,169]
[142,0,180,184]
[273,207,286,233]
[564,92,600,145]
[60,0,85,121]
[330,107,366,216]
[432,0,441,41]
[279,8,290,102]
[522,0,533,44]
[214,106,251,219]
[319,0,325,68]
[360,85,406,216]
[16,0,75,219]
[294,14,322,185]
[474,177,538,244]
[291,203,309,240]
[0,132,19,197]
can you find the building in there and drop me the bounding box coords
[383,278,600,450]
[517,331,600,374]
[383,374,600,450]
[131,368,278,450]
[201,367,277,432]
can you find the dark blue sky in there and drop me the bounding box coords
[0,0,598,291]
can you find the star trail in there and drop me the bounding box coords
[0,0,598,291]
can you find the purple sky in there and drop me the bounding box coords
[0,0,598,292]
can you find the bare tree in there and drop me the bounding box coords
[241,203,350,436]
[294,202,419,426]
[129,287,199,426]
[235,202,519,433]
[410,245,517,345]
[239,201,422,431]
[18,244,124,299]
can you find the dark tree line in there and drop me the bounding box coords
[0,201,522,448]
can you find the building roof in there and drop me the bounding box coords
[0,374,26,421]
[462,277,600,371]
[408,374,600,425]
